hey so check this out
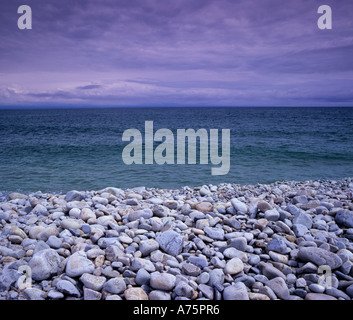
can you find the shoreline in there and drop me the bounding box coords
[1,178,353,300]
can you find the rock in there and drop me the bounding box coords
[335,210,353,228]
[156,230,184,256]
[84,288,102,300]
[56,279,81,297]
[305,293,337,300]
[127,209,153,221]
[131,258,156,272]
[124,287,149,300]
[150,272,176,291]
[139,239,159,256]
[0,265,22,291]
[298,247,343,269]
[266,238,287,254]
[60,218,81,230]
[105,245,125,261]
[37,227,59,241]
[182,263,201,276]
[199,284,214,299]
[48,290,64,299]
[204,227,224,240]
[65,190,83,202]
[266,277,290,300]
[29,249,61,281]
[195,202,213,213]
[230,199,248,215]
[29,226,45,239]
[188,256,208,268]
[229,237,247,251]
[224,257,244,275]
[292,211,312,229]
[174,281,195,299]
[346,284,353,298]
[46,235,62,249]
[31,204,48,216]
[208,269,224,287]
[80,208,96,221]
[264,209,280,221]
[103,277,126,294]
[23,288,46,300]
[149,290,171,300]
[258,262,286,280]
[65,251,95,277]
[293,224,308,237]
[223,282,249,300]
[257,200,273,212]
[135,269,151,286]
[80,273,106,291]
[7,225,27,239]
[8,192,28,200]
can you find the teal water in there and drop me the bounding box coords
[0,107,353,192]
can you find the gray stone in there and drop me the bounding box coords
[29,248,61,281]
[131,258,156,272]
[127,209,153,221]
[346,284,353,298]
[266,238,287,254]
[56,279,81,297]
[335,210,353,228]
[208,269,224,287]
[224,257,244,275]
[230,199,248,215]
[266,277,290,300]
[149,290,171,300]
[46,235,62,249]
[174,281,195,299]
[60,218,81,230]
[139,239,159,256]
[197,272,210,284]
[188,256,208,268]
[103,277,126,294]
[135,268,151,286]
[84,288,102,300]
[293,224,308,237]
[65,251,95,277]
[305,293,337,300]
[182,263,201,276]
[264,209,280,221]
[156,230,184,256]
[293,211,312,229]
[204,227,224,240]
[199,284,214,299]
[150,272,176,291]
[23,288,46,300]
[65,190,83,202]
[79,273,106,291]
[47,290,64,299]
[257,201,273,213]
[0,265,22,291]
[298,247,343,269]
[31,204,48,216]
[258,262,286,280]
[229,237,247,251]
[223,282,249,300]
[105,245,125,261]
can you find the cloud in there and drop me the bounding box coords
[0,0,353,106]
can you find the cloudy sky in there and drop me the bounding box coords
[0,0,353,107]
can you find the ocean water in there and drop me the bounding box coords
[0,107,353,193]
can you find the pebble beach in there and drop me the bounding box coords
[1,178,353,300]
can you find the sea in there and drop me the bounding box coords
[0,107,352,193]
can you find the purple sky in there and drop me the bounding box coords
[1,0,353,107]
